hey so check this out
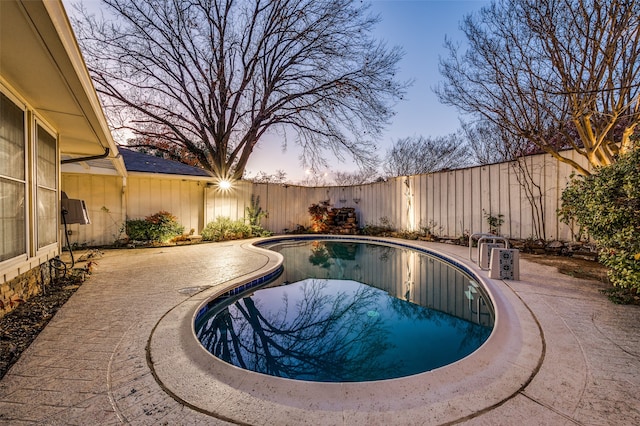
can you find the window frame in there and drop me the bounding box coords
[33,118,59,253]
[0,82,60,272]
[0,88,29,266]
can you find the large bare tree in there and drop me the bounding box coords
[73,0,407,180]
[437,0,640,175]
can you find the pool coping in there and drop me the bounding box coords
[147,235,544,425]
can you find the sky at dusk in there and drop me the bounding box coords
[250,0,492,182]
[65,0,491,182]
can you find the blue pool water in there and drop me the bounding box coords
[195,238,494,382]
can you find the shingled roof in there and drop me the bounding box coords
[119,148,212,177]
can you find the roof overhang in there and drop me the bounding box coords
[0,0,126,177]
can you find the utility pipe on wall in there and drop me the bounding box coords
[61,147,110,164]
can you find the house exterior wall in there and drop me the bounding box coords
[1,0,125,314]
[60,173,207,247]
[60,174,125,247]
[126,176,206,235]
[1,81,60,315]
[1,263,56,317]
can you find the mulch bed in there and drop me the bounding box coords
[0,274,83,379]
[521,253,609,283]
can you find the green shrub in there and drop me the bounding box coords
[125,211,184,243]
[249,224,273,238]
[201,217,272,242]
[483,210,504,235]
[246,195,267,226]
[125,219,149,241]
[560,146,640,293]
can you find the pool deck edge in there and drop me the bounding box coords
[147,236,545,425]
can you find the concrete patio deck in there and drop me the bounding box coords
[0,239,638,425]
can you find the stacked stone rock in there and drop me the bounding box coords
[327,207,358,234]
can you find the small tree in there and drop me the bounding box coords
[245,195,267,227]
[483,210,505,235]
[383,134,471,177]
[560,145,640,295]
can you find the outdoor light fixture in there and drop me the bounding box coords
[218,180,232,190]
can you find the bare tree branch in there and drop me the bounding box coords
[333,167,380,185]
[383,134,472,177]
[72,0,408,179]
[437,0,640,175]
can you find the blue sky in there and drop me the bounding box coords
[248,0,491,181]
[371,0,488,140]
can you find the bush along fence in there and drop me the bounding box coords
[560,146,640,298]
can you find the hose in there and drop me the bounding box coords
[48,256,67,279]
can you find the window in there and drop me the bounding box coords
[0,92,27,262]
[1,88,59,264]
[36,124,58,249]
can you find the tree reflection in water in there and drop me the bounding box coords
[196,240,494,382]
[197,279,400,382]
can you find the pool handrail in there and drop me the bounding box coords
[469,233,493,262]
[469,233,510,268]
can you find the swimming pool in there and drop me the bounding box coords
[194,238,494,382]
[148,236,543,424]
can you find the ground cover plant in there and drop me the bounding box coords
[201,217,271,242]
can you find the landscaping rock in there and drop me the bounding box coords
[326,207,359,235]
[545,240,567,256]
[573,251,599,261]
